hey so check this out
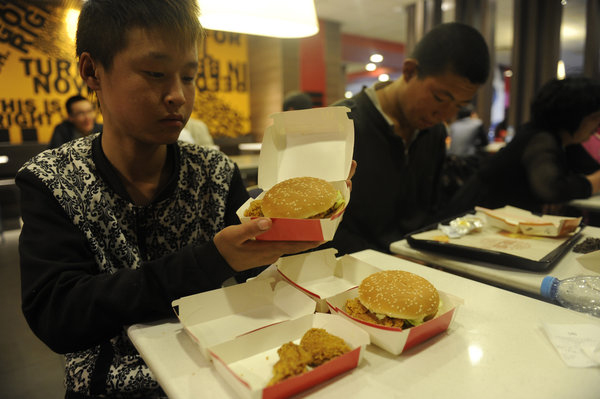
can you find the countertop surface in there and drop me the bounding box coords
[128,250,600,399]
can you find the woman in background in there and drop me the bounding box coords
[440,76,600,218]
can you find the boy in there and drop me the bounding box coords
[17,1,322,397]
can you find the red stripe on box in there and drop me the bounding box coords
[277,269,323,299]
[403,308,455,351]
[209,351,251,389]
[263,347,361,399]
[255,218,325,241]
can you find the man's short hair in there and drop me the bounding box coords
[531,76,600,135]
[411,22,490,84]
[76,0,202,71]
[65,95,88,115]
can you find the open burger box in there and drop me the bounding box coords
[275,248,383,312]
[172,274,370,399]
[236,106,354,241]
[326,288,461,356]
[274,248,461,356]
[475,205,581,237]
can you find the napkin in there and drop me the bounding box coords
[576,250,600,273]
[542,322,600,367]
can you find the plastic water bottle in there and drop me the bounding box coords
[540,276,600,318]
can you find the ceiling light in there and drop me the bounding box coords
[197,0,319,38]
[344,91,353,99]
[65,8,80,42]
[378,73,390,82]
[365,63,377,71]
[370,54,383,63]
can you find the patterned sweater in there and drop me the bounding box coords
[16,134,249,397]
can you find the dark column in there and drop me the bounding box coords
[584,0,600,79]
[509,0,562,128]
[455,0,496,132]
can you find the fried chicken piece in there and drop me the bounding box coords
[299,328,351,367]
[345,298,406,328]
[243,199,263,217]
[267,342,311,386]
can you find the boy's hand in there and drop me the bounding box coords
[213,218,322,271]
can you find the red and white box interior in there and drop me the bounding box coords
[172,277,316,360]
[237,106,354,241]
[326,288,462,355]
[208,313,369,399]
[275,248,383,312]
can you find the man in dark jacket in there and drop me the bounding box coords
[48,94,102,149]
[329,22,490,255]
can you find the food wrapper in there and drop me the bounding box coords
[438,216,484,238]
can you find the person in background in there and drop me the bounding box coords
[16,1,328,397]
[48,94,102,149]
[326,22,490,255]
[178,116,215,147]
[447,104,488,157]
[282,91,313,111]
[441,76,600,218]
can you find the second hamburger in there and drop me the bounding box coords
[345,270,440,329]
[244,176,345,219]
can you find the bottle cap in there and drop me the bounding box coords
[541,276,558,298]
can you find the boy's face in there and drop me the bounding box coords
[400,68,480,131]
[95,27,198,145]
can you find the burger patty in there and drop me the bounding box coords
[345,298,408,329]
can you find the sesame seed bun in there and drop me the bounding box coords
[358,270,440,320]
[260,177,338,219]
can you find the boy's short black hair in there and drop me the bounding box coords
[531,76,600,135]
[65,95,88,115]
[76,0,202,70]
[411,22,490,84]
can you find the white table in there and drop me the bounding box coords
[570,194,600,212]
[389,226,600,298]
[128,250,600,399]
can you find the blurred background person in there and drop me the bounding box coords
[178,116,216,148]
[48,94,102,149]
[447,104,488,157]
[282,91,313,111]
[440,76,600,218]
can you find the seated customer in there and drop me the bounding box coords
[326,22,490,255]
[48,94,102,149]
[17,1,324,397]
[442,76,600,218]
[448,105,488,157]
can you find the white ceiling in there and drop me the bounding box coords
[314,0,588,71]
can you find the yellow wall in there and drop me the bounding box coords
[0,1,250,144]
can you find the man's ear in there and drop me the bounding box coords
[402,59,419,82]
[79,52,101,91]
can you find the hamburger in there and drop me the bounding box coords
[244,176,345,219]
[345,270,440,329]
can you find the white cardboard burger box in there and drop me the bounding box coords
[172,277,316,360]
[275,248,383,312]
[326,287,462,355]
[475,205,581,237]
[236,106,354,241]
[208,313,370,399]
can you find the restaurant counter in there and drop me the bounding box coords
[128,250,600,399]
